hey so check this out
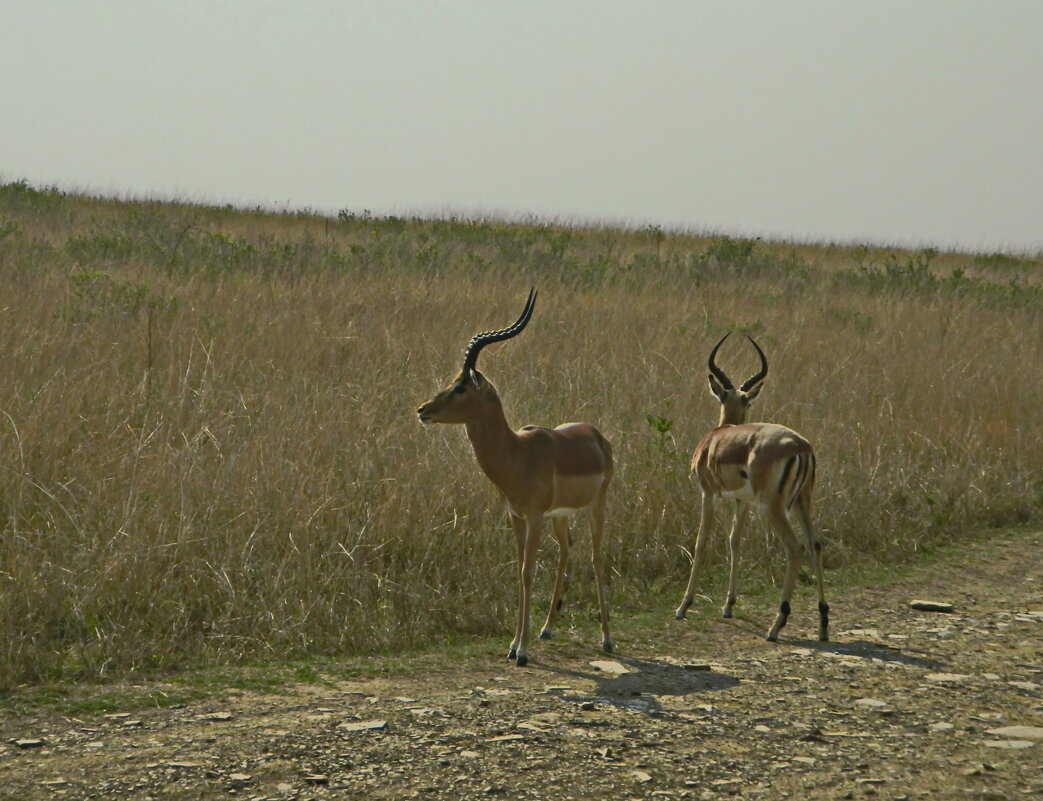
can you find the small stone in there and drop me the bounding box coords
[228,773,252,784]
[632,770,653,783]
[15,739,44,749]
[41,778,67,787]
[910,600,954,612]
[167,761,204,769]
[304,774,329,785]
[201,711,233,722]
[983,739,1036,749]
[460,750,480,759]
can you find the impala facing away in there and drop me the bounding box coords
[675,333,829,642]
[417,289,613,667]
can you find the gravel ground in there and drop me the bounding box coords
[2,531,1041,800]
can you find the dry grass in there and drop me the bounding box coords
[0,181,1040,685]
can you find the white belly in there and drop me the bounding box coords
[545,506,587,518]
[721,483,756,503]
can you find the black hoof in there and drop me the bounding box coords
[516,654,528,667]
[602,640,614,654]
[765,634,778,643]
[539,629,552,640]
[507,647,517,660]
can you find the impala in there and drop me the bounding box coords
[675,332,829,642]
[417,289,613,667]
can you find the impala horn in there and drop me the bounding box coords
[740,335,768,391]
[461,288,537,375]
[707,332,734,389]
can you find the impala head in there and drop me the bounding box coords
[706,331,768,426]
[417,288,537,425]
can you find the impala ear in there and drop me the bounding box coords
[708,373,728,402]
[743,382,763,403]
[469,368,485,386]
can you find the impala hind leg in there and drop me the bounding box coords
[591,494,613,654]
[795,496,829,641]
[765,508,803,642]
[540,518,571,640]
[676,491,716,619]
[722,502,750,618]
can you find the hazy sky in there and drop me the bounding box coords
[4,2,1042,252]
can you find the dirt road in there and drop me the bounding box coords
[2,531,1041,800]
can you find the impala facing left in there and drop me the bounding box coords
[417,289,613,667]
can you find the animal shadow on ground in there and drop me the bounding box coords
[793,637,947,669]
[727,613,947,669]
[538,657,740,716]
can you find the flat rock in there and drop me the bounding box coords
[340,719,387,732]
[910,600,955,612]
[986,725,1043,742]
[928,722,956,732]
[589,660,632,675]
[924,673,971,683]
[854,698,889,708]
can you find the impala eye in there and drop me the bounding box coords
[452,383,467,394]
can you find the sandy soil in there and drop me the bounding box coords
[2,531,1041,800]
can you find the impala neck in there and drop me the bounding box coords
[464,394,522,488]
[718,393,748,427]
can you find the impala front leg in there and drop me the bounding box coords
[515,514,544,667]
[508,513,527,661]
[676,491,716,619]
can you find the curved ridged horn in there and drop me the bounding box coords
[740,335,768,391]
[462,288,538,374]
[707,331,734,390]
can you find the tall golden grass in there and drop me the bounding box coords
[0,181,1040,685]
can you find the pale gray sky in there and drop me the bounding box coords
[3,1,1042,252]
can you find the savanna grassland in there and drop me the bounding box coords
[0,180,1040,688]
